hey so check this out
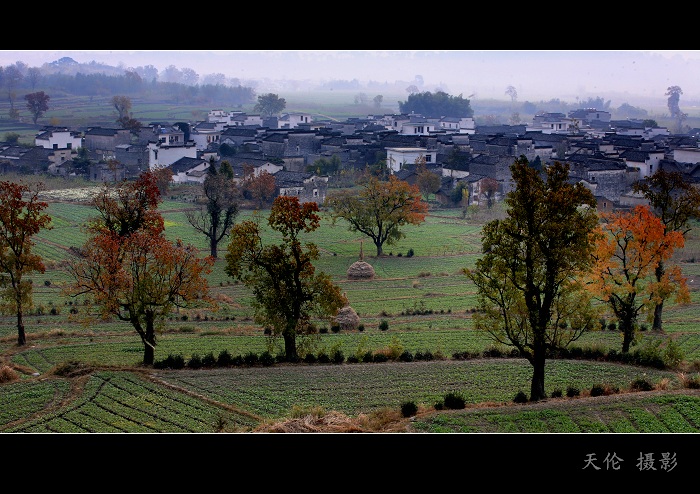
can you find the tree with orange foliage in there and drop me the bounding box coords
[242,167,277,209]
[632,169,700,331]
[0,181,52,346]
[325,173,428,256]
[225,196,346,361]
[66,173,213,365]
[588,204,689,353]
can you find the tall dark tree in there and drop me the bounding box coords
[465,157,600,402]
[632,169,700,330]
[186,162,240,258]
[24,91,50,124]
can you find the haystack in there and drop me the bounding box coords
[335,305,360,331]
[347,241,375,280]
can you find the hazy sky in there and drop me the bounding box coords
[2,50,699,105]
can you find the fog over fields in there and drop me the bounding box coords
[2,50,700,107]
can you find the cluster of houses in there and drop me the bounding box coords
[2,106,700,210]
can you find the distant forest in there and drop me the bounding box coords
[1,57,257,108]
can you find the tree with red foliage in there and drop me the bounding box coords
[67,173,213,365]
[0,181,52,345]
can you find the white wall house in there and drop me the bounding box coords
[190,122,221,151]
[386,147,437,173]
[440,117,476,134]
[399,121,437,135]
[527,113,573,134]
[35,127,82,150]
[147,141,198,168]
[673,147,700,164]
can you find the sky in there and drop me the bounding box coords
[2,50,700,105]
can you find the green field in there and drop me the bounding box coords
[2,184,700,434]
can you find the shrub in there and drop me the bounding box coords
[187,354,203,369]
[331,349,345,364]
[155,354,185,369]
[319,326,329,334]
[361,351,374,363]
[443,392,466,410]
[399,350,414,362]
[406,248,414,257]
[243,351,259,366]
[358,324,365,332]
[303,353,318,364]
[630,378,654,391]
[201,352,217,367]
[259,351,275,366]
[550,389,563,398]
[346,355,359,363]
[566,386,580,398]
[378,320,389,331]
[373,353,388,363]
[589,384,605,397]
[513,391,528,403]
[317,352,330,364]
[331,324,341,333]
[663,339,685,369]
[217,349,233,367]
[683,374,700,389]
[434,401,444,410]
[401,401,418,417]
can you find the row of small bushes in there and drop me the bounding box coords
[153,339,687,371]
[399,375,700,417]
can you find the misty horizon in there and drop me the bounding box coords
[1,50,699,109]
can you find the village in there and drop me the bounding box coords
[3,105,700,212]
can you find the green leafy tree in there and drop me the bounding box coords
[398,90,473,118]
[72,147,92,177]
[0,180,52,346]
[67,173,213,365]
[325,174,429,256]
[186,164,240,258]
[254,93,286,117]
[415,156,441,201]
[465,157,600,402]
[24,91,50,124]
[224,196,346,361]
[631,169,700,330]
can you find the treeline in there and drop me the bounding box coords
[1,61,257,107]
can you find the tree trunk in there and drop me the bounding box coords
[530,347,547,402]
[652,300,664,332]
[375,240,383,257]
[16,305,26,346]
[621,319,634,353]
[210,237,218,258]
[143,313,156,366]
[283,332,297,361]
[652,262,665,331]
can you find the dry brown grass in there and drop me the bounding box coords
[252,406,411,433]
[0,364,20,383]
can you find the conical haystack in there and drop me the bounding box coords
[347,241,375,280]
[335,305,360,331]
